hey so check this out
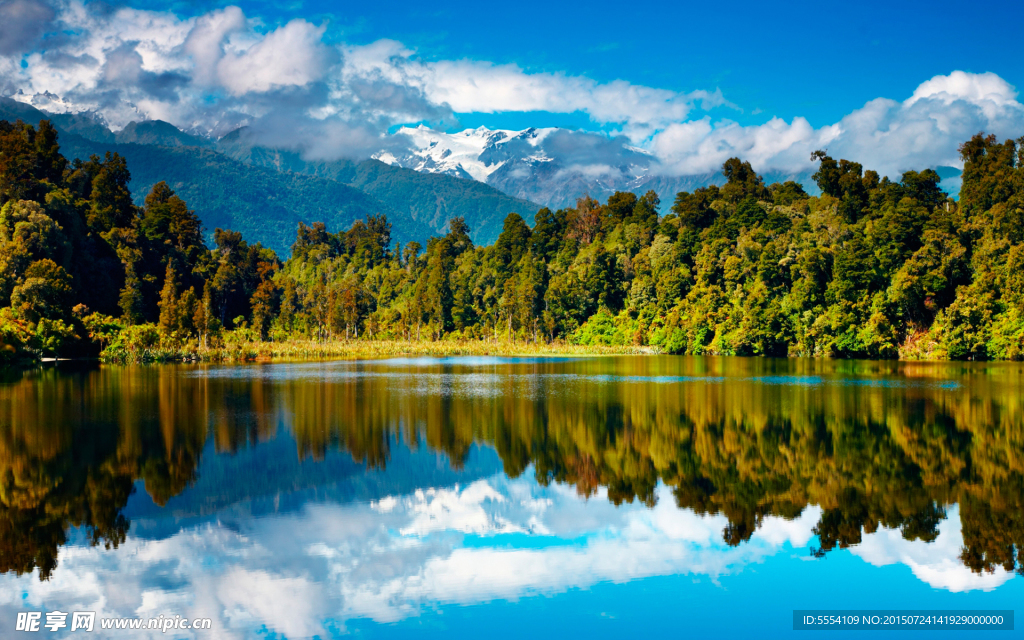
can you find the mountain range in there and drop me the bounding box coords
[0,97,962,255]
[376,125,819,208]
[376,125,963,208]
[0,98,540,255]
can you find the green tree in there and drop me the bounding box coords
[494,212,532,275]
[11,259,73,323]
[85,153,135,232]
[157,265,180,339]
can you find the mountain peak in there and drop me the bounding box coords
[116,120,213,148]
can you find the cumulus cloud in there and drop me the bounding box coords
[338,41,731,140]
[649,71,1024,178]
[907,71,1019,112]
[1,3,1020,180]
[180,6,247,87]
[216,19,333,96]
[2,2,398,156]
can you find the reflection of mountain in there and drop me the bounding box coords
[1,357,1022,584]
[123,437,502,541]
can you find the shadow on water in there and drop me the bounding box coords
[0,356,1022,581]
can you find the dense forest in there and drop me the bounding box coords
[0,117,1022,364]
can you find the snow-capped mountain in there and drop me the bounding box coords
[376,125,673,209]
[376,125,559,182]
[13,90,85,115]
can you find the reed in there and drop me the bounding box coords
[101,338,659,364]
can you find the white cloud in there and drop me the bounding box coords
[650,115,830,176]
[216,19,331,96]
[648,71,1024,178]
[907,70,1018,112]
[339,49,731,139]
[1,3,1020,179]
[181,6,247,87]
[4,5,328,124]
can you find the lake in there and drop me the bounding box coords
[0,356,1021,638]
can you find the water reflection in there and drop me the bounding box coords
[0,357,1022,636]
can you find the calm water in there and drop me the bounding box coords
[0,356,1022,638]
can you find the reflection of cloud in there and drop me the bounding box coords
[0,477,1010,639]
[850,505,1014,593]
[398,482,543,536]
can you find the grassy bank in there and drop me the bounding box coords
[100,338,660,364]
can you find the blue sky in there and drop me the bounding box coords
[2,0,1023,177]
[119,0,1023,129]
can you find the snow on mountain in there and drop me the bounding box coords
[377,124,821,210]
[12,89,90,115]
[377,125,673,209]
[376,125,558,182]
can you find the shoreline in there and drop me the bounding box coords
[98,339,660,364]
[6,340,1021,369]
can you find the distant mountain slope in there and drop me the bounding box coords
[377,125,974,208]
[0,98,429,256]
[0,98,543,249]
[217,130,542,245]
[0,96,115,142]
[60,134,424,256]
[115,120,213,148]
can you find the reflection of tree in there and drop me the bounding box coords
[959,494,1024,576]
[1,357,1023,581]
[286,376,397,467]
[210,375,277,455]
[0,413,134,580]
[314,357,1021,576]
[0,366,207,579]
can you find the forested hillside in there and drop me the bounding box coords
[0,99,539,251]
[216,129,541,244]
[56,133,431,255]
[0,116,1021,364]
